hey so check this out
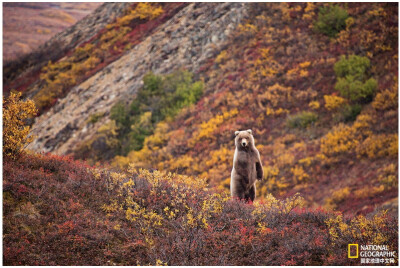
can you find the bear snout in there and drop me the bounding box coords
[241,139,247,147]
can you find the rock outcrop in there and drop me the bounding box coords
[27,3,248,155]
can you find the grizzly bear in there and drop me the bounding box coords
[230,129,263,202]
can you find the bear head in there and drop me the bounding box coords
[234,129,254,150]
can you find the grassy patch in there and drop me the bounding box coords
[286,111,318,128]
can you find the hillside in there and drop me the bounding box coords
[115,2,397,217]
[3,2,102,62]
[2,3,399,265]
[3,3,130,92]
[3,153,398,265]
[5,2,399,218]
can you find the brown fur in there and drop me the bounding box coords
[230,129,263,202]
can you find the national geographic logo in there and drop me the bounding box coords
[348,244,397,264]
[348,244,358,258]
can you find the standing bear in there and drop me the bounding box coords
[231,129,264,202]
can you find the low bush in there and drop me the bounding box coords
[88,112,104,124]
[3,92,37,159]
[286,111,318,128]
[324,94,347,111]
[335,103,362,122]
[3,153,398,265]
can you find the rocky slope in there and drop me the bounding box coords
[26,3,248,155]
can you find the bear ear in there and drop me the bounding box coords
[235,131,240,136]
[246,129,252,134]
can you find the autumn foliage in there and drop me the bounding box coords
[3,92,37,159]
[3,153,398,265]
[104,3,398,216]
[3,3,399,265]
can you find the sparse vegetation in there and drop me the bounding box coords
[114,70,203,153]
[78,70,204,160]
[88,112,105,124]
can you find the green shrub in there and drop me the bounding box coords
[335,77,377,102]
[333,55,377,102]
[334,104,362,122]
[334,55,370,81]
[88,112,104,124]
[314,5,349,38]
[286,111,318,128]
[110,102,129,130]
[110,70,204,155]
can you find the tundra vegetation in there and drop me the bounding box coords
[108,3,397,217]
[2,98,397,264]
[3,2,398,265]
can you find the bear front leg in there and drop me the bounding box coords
[256,162,263,180]
[245,184,256,202]
[231,178,246,200]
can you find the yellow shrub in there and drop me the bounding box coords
[356,134,398,159]
[167,155,195,172]
[74,43,94,61]
[372,83,398,111]
[83,56,101,70]
[287,61,311,78]
[324,95,347,111]
[326,211,390,246]
[259,165,290,196]
[275,152,295,168]
[259,83,292,108]
[377,164,398,190]
[190,109,238,145]
[205,147,230,168]
[325,187,350,210]
[320,124,358,156]
[251,48,282,79]
[237,23,258,35]
[215,50,228,64]
[3,92,37,159]
[308,100,320,110]
[298,157,314,167]
[352,114,375,133]
[117,3,163,26]
[291,165,309,184]
[354,185,384,199]
[264,165,280,180]
[302,2,317,21]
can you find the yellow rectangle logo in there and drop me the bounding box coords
[348,244,359,258]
